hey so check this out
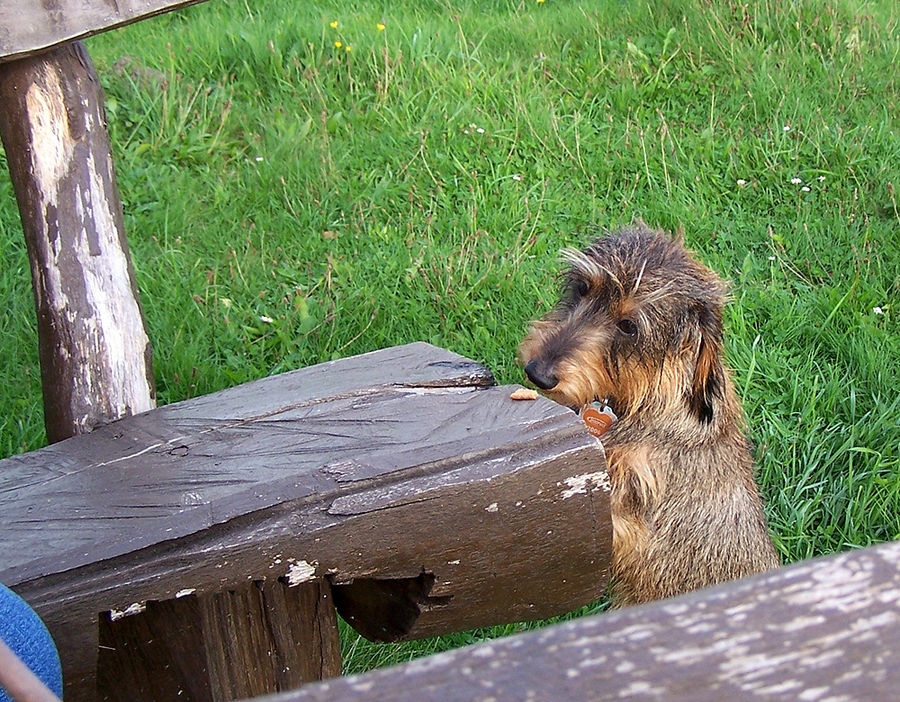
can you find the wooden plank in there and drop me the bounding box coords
[0,343,612,700]
[0,41,156,442]
[261,539,900,702]
[0,343,495,583]
[0,0,209,63]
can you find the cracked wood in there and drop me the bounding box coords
[0,41,155,442]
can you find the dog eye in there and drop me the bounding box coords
[616,318,638,336]
[573,279,589,298]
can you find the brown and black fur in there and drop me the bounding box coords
[518,223,779,607]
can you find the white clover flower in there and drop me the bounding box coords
[512,174,522,181]
[260,315,274,324]
[791,177,803,184]
[801,186,811,192]
[873,307,884,315]
[818,176,826,181]
[476,127,485,134]
[737,179,748,186]
[783,125,791,132]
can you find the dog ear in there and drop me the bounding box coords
[689,303,726,424]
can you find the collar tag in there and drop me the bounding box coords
[581,401,617,439]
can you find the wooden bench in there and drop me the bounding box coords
[0,343,613,701]
[266,539,900,701]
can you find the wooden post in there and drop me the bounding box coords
[0,41,155,443]
[97,580,342,702]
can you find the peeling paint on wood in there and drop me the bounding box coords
[108,602,146,622]
[560,471,611,499]
[0,41,155,442]
[285,560,318,586]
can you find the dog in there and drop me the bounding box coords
[518,223,779,606]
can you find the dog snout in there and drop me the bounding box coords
[524,360,559,390]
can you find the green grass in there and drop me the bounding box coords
[1,0,898,673]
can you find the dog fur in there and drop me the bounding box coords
[518,223,779,606]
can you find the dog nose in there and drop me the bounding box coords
[524,360,559,390]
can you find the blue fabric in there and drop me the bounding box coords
[0,584,63,700]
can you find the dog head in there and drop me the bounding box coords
[518,224,728,423]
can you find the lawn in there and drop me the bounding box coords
[1,0,898,674]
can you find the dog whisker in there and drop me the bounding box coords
[639,281,677,306]
[633,259,648,293]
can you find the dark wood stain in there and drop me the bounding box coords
[0,343,611,701]
[98,579,341,702]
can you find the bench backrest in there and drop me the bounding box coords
[0,0,209,62]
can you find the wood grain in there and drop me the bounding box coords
[0,344,611,700]
[97,579,341,701]
[0,41,156,442]
[0,344,495,583]
[0,0,209,62]
[263,539,900,702]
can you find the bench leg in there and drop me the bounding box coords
[0,41,155,443]
[97,579,341,701]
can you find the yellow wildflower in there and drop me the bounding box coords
[334,41,342,48]
[329,21,339,28]
[376,23,386,31]
[345,45,352,52]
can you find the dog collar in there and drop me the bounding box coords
[581,400,617,439]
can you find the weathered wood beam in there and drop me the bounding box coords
[0,344,612,701]
[0,41,155,443]
[0,0,209,63]
[263,539,900,702]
